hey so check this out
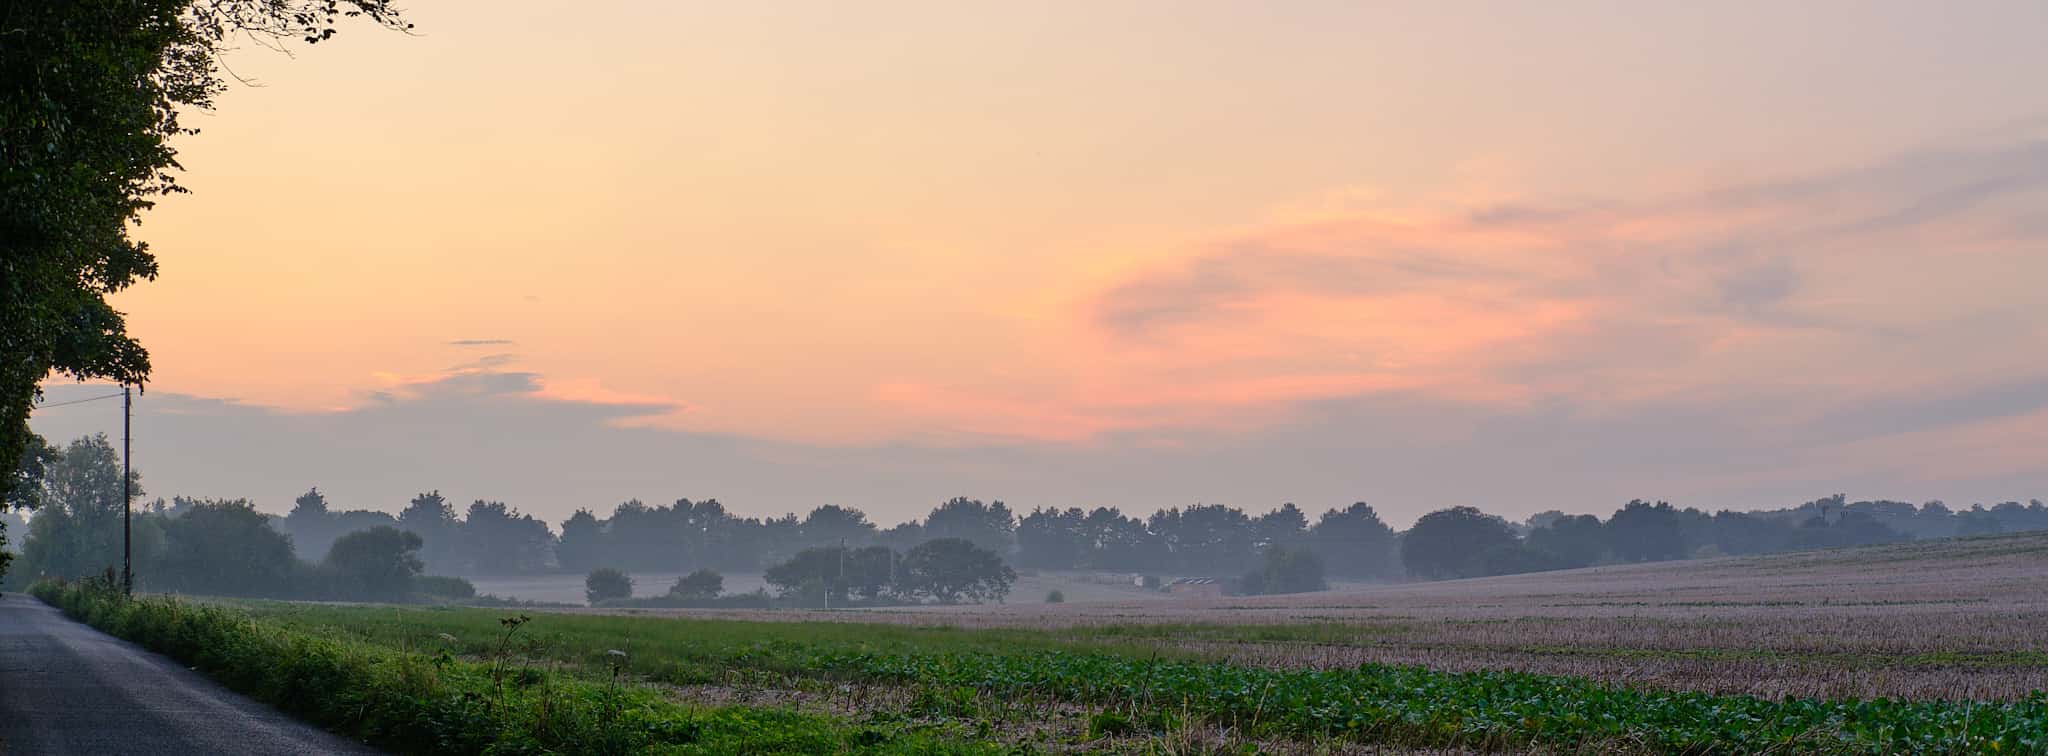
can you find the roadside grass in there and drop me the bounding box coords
[226,599,2048,753]
[30,580,1002,755]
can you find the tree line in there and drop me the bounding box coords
[3,435,456,602]
[9,433,2048,600]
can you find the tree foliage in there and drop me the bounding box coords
[322,526,424,601]
[1401,506,1520,580]
[668,568,722,599]
[902,537,1014,604]
[584,567,632,605]
[1240,545,1327,595]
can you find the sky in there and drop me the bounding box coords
[29,1,2048,529]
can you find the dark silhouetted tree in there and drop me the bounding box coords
[902,537,1015,604]
[765,546,852,601]
[669,568,723,599]
[1526,513,1607,568]
[1017,506,1088,568]
[556,509,604,573]
[800,504,876,546]
[1401,506,1519,579]
[323,526,424,601]
[1253,503,1310,552]
[1241,545,1326,595]
[1150,504,1255,573]
[457,500,553,574]
[1606,500,1687,562]
[397,490,458,571]
[584,567,633,604]
[150,498,296,596]
[1309,503,1399,578]
[923,498,1016,555]
[17,435,138,581]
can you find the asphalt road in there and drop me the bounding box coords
[0,593,380,755]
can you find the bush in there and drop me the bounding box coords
[413,575,476,601]
[585,567,633,605]
[1044,589,1065,603]
[668,568,722,599]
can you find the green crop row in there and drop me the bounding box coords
[156,598,2048,753]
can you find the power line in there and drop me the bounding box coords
[31,392,127,410]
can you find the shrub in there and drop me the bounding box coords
[1044,589,1065,603]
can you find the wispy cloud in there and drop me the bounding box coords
[447,338,515,347]
[1048,131,2048,435]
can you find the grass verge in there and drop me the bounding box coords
[30,579,997,755]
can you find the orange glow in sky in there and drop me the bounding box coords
[34,1,2048,524]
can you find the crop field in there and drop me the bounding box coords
[578,531,2048,703]
[43,532,2048,752]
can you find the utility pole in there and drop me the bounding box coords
[121,385,132,597]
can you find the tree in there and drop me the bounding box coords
[1241,545,1326,595]
[278,487,345,563]
[1016,506,1087,568]
[1956,507,2005,537]
[288,487,330,520]
[456,500,553,574]
[843,545,900,599]
[1706,510,1790,556]
[901,537,1015,604]
[1149,504,1255,573]
[1787,511,1907,550]
[584,567,633,605]
[799,505,876,546]
[3,433,59,512]
[0,1,409,505]
[323,526,424,601]
[397,490,457,572]
[556,509,605,573]
[1080,506,1161,570]
[1606,500,1687,562]
[877,521,926,553]
[1253,503,1310,552]
[1526,513,1607,568]
[922,498,1015,555]
[669,568,722,599]
[148,498,298,596]
[1309,503,1399,578]
[764,546,852,601]
[1400,506,1520,579]
[17,435,138,581]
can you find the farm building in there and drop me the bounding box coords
[1165,577,1225,598]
